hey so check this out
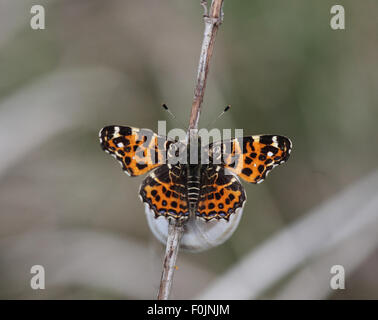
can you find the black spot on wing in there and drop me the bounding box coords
[261,145,278,155]
[242,137,254,153]
[113,136,130,146]
[259,135,273,145]
[119,126,132,136]
[242,167,252,176]
[136,163,148,170]
[258,154,266,161]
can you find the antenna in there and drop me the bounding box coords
[208,104,231,127]
[161,103,185,128]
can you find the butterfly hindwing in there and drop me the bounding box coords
[196,165,246,221]
[99,125,175,176]
[209,135,292,184]
[139,164,189,219]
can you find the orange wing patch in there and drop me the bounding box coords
[196,166,246,221]
[139,165,189,219]
[99,126,173,176]
[211,135,292,184]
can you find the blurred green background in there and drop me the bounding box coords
[0,0,378,299]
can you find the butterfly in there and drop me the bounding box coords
[99,125,292,221]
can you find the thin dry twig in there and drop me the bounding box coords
[157,219,184,300]
[157,0,224,300]
[189,0,224,132]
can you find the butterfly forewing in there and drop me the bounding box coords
[209,135,292,184]
[99,125,174,176]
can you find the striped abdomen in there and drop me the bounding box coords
[187,165,201,212]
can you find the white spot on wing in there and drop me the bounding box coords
[112,126,120,138]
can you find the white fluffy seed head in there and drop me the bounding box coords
[143,203,245,252]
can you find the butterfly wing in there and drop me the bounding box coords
[209,135,292,184]
[196,165,246,221]
[139,164,189,219]
[99,125,175,176]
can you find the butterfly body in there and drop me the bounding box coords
[186,163,201,215]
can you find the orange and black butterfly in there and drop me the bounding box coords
[99,125,292,221]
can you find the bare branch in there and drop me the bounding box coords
[157,0,224,300]
[188,0,224,132]
[157,220,184,299]
[201,0,209,17]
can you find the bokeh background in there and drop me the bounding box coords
[1,0,378,299]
